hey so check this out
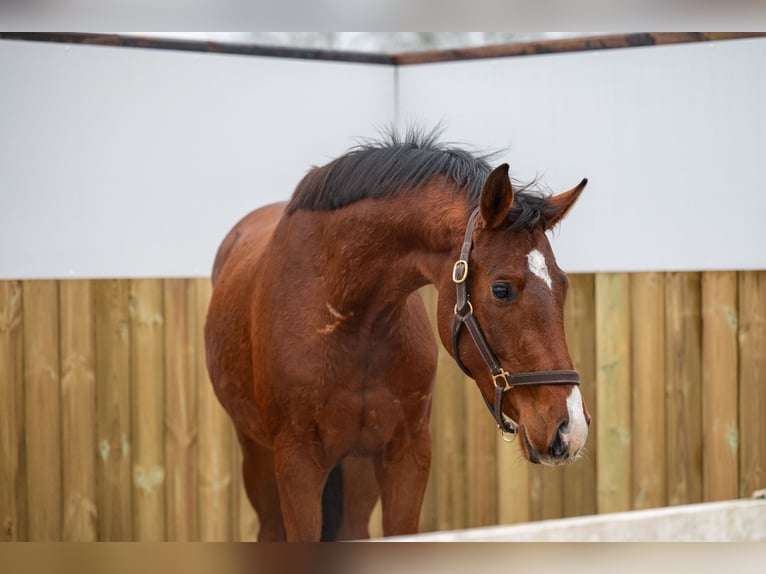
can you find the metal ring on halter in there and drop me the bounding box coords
[454,300,473,316]
[499,426,517,443]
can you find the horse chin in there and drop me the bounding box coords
[520,424,580,467]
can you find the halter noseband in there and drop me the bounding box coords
[450,207,580,436]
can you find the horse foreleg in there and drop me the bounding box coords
[336,456,380,540]
[237,432,286,541]
[273,436,329,542]
[376,425,432,537]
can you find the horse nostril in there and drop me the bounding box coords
[550,422,569,459]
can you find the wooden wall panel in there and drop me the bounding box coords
[562,274,597,518]
[60,280,97,541]
[4,269,763,540]
[595,273,632,513]
[422,285,469,532]
[22,280,61,540]
[163,279,198,541]
[463,380,498,528]
[630,272,666,509]
[738,271,766,497]
[129,279,166,540]
[0,281,26,541]
[194,278,232,541]
[701,272,739,501]
[665,273,703,506]
[94,279,133,540]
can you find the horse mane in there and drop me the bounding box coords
[285,127,558,230]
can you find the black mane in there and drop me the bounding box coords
[285,128,556,230]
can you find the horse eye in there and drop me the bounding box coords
[492,283,516,302]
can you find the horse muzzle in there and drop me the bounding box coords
[520,395,590,466]
[521,423,585,466]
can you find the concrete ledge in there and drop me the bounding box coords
[381,498,766,542]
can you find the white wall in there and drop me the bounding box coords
[2,37,765,278]
[398,37,766,273]
[0,40,394,278]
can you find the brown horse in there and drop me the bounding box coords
[204,131,591,541]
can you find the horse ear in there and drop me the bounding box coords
[480,163,514,230]
[544,178,588,230]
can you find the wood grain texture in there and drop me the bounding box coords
[419,285,468,533]
[0,281,26,540]
[738,271,766,497]
[163,279,198,541]
[701,272,739,501]
[129,279,166,540]
[60,280,97,541]
[463,376,498,528]
[665,273,703,506]
[22,280,62,540]
[630,272,666,509]
[562,274,597,517]
[8,269,764,538]
[529,466,563,521]
[595,273,632,513]
[496,433,529,525]
[94,279,133,540]
[194,278,232,541]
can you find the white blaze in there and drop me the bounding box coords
[564,387,589,452]
[527,249,552,290]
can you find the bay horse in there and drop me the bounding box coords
[204,130,591,541]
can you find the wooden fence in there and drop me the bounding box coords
[1,272,764,541]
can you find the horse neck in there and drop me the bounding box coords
[285,185,470,321]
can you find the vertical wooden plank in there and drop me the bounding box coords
[496,433,529,525]
[562,273,597,518]
[528,466,563,521]
[464,378,498,528]
[738,271,766,497]
[195,278,232,541]
[60,280,97,541]
[701,272,739,501]
[420,285,467,533]
[0,281,26,540]
[665,272,703,506]
[630,272,666,509]
[94,279,132,540]
[163,278,198,541]
[22,280,62,540]
[595,273,631,513]
[130,279,166,541]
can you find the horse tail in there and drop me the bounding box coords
[320,464,344,541]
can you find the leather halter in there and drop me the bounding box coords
[450,207,580,435]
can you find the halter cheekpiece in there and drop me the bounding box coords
[450,207,580,437]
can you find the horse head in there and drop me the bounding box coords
[437,164,590,465]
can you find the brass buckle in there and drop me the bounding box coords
[492,369,511,390]
[452,259,468,284]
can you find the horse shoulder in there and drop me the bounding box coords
[211,202,287,286]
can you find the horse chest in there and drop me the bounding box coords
[301,342,432,455]
[318,383,420,456]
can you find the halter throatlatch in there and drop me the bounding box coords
[450,207,580,436]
